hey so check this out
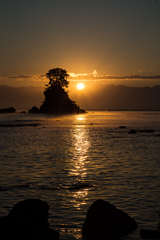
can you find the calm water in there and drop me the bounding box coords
[0,111,160,239]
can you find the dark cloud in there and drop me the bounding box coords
[69,74,160,81]
[9,75,33,79]
[8,74,47,82]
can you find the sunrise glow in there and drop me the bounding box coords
[77,83,84,90]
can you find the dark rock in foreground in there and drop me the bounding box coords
[0,199,59,240]
[140,221,160,239]
[82,199,137,239]
[0,107,16,113]
[140,229,160,239]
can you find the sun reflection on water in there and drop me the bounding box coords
[69,115,90,209]
[72,190,89,210]
[69,116,90,179]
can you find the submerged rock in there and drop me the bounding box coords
[119,126,126,129]
[138,129,154,133]
[0,199,59,240]
[82,199,137,239]
[20,111,27,114]
[128,129,137,134]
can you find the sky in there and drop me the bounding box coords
[0,0,160,91]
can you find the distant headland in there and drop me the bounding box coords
[1,73,160,112]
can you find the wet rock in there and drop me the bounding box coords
[128,129,137,134]
[0,199,59,240]
[140,229,160,239]
[82,199,137,239]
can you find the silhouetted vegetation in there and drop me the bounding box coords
[46,68,69,89]
[40,68,86,114]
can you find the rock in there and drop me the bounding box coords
[128,129,137,134]
[29,106,40,113]
[8,199,49,224]
[119,126,126,129]
[79,108,86,113]
[0,107,16,113]
[138,129,154,133]
[40,84,86,114]
[20,111,27,114]
[140,229,160,239]
[0,199,59,240]
[82,199,137,239]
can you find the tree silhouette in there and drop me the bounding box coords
[45,68,69,89]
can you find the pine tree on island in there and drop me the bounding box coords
[29,68,86,114]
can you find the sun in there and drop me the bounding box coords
[77,83,84,90]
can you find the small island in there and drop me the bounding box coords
[0,107,16,114]
[29,68,86,114]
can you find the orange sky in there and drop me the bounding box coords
[0,0,160,89]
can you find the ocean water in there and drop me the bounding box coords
[0,111,160,240]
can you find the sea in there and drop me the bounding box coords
[0,111,160,240]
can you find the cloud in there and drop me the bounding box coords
[92,70,98,76]
[134,69,153,74]
[68,70,99,81]
[1,72,160,86]
[69,72,88,78]
[5,70,160,82]
[9,75,33,79]
[68,71,160,81]
[8,74,47,82]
